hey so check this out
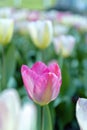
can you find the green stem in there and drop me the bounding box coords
[58,55,64,69]
[41,106,44,130]
[36,105,41,130]
[42,49,45,62]
[0,59,1,91]
[42,105,53,130]
[0,44,3,91]
[2,46,6,90]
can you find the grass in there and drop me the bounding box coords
[0,0,55,10]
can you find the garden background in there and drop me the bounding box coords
[0,0,87,130]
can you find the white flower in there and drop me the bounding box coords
[53,35,76,57]
[0,19,14,45]
[18,103,37,130]
[0,88,37,130]
[0,89,20,130]
[76,98,87,130]
[28,20,53,49]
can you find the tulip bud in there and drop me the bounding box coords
[28,20,53,49]
[53,35,76,57]
[0,19,14,45]
[76,98,87,130]
[21,61,62,106]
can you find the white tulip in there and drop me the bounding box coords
[76,98,87,130]
[53,35,76,57]
[28,20,53,49]
[18,103,37,130]
[0,88,37,130]
[0,19,14,45]
[0,89,20,130]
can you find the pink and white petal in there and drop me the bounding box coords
[33,75,48,104]
[48,62,62,80]
[41,73,60,105]
[51,78,62,101]
[31,61,49,75]
[21,65,36,99]
[33,73,59,105]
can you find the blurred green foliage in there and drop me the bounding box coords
[0,0,55,9]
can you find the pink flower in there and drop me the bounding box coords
[21,61,62,106]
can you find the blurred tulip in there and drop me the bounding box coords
[0,101,9,130]
[76,98,87,130]
[27,11,39,21]
[57,12,87,31]
[28,20,53,49]
[0,8,12,18]
[0,19,14,45]
[18,103,37,130]
[53,35,76,57]
[0,89,37,130]
[21,61,62,105]
[0,89,20,130]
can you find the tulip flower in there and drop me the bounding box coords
[0,88,20,130]
[21,61,62,106]
[0,88,37,130]
[0,19,14,45]
[53,35,76,57]
[28,20,53,49]
[18,103,37,130]
[0,8,12,18]
[27,11,39,21]
[76,98,87,130]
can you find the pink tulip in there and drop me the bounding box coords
[21,61,62,105]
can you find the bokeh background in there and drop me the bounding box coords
[0,0,87,130]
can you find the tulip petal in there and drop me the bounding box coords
[42,21,53,47]
[21,65,36,99]
[18,103,37,130]
[33,72,60,105]
[0,101,9,130]
[0,19,14,45]
[76,98,87,130]
[48,62,62,80]
[28,20,53,49]
[28,22,39,44]
[31,61,49,75]
[0,89,21,130]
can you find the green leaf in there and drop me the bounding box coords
[60,62,70,96]
[2,44,16,89]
